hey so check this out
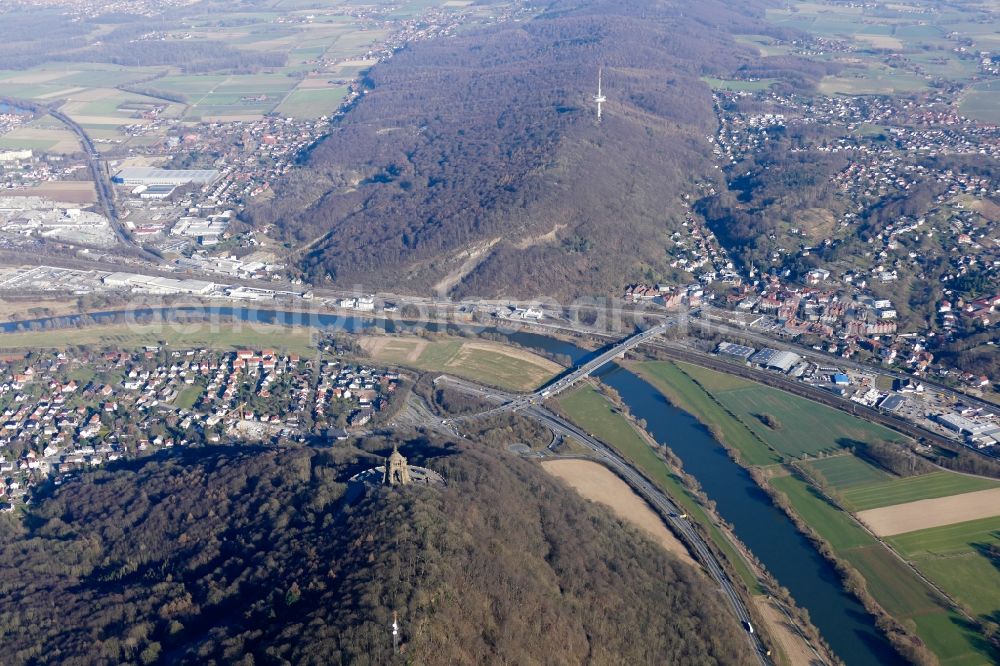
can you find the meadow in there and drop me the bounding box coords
[701,77,777,92]
[804,454,890,489]
[676,361,908,459]
[0,322,318,355]
[557,384,761,590]
[770,473,988,664]
[628,361,780,466]
[887,516,1000,620]
[629,358,996,662]
[360,335,561,391]
[840,471,1000,512]
[960,81,1000,124]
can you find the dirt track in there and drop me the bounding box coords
[857,486,1000,536]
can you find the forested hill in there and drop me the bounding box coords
[248,0,778,298]
[0,440,754,665]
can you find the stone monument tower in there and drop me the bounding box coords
[383,444,412,486]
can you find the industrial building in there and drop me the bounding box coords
[112,168,220,187]
[750,348,802,373]
[132,184,177,200]
[933,413,1000,447]
[102,272,216,295]
[171,216,229,244]
[716,341,755,361]
[878,395,907,413]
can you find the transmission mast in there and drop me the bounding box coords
[391,611,400,654]
[594,67,607,121]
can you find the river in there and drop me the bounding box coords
[434,324,904,665]
[1,306,902,664]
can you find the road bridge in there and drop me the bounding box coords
[533,320,677,400]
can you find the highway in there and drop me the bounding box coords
[526,405,770,662]
[41,105,159,262]
[435,369,770,663]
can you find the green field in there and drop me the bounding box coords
[887,516,1000,620]
[629,361,780,466]
[804,454,890,489]
[174,385,204,410]
[770,473,988,664]
[362,335,560,392]
[771,474,876,551]
[0,322,317,355]
[0,137,58,150]
[961,81,1000,124]
[840,472,1000,512]
[819,68,928,95]
[678,362,907,459]
[274,86,350,118]
[557,385,761,590]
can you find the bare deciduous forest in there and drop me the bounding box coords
[248,0,796,297]
[0,440,754,665]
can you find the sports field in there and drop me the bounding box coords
[840,471,1000,512]
[359,335,561,391]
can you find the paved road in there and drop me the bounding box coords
[531,322,671,399]
[435,373,769,663]
[525,405,770,663]
[40,104,159,262]
[696,307,1000,420]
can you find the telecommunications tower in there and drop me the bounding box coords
[594,67,607,121]
[392,611,400,654]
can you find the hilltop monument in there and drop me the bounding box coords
[383,444,412,486]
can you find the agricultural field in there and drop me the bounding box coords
[770,473,989,665]
[678,362,908,459]
[274,86,350,118]
[960,81,1000,124]
[359,335,561,391]
[887,516,1000,621]
[733,34,795,56]
[818,65,928,95]
[701,77,777,92]
[541,458,696,566]
[0,0,474,150]
[0,322,318,355]
[759,0,990,100]
[628,361,779,466]
[628,358,997,662]
[804,454,890,489]
[839,471,1000,512]
[857,487,1000,536]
